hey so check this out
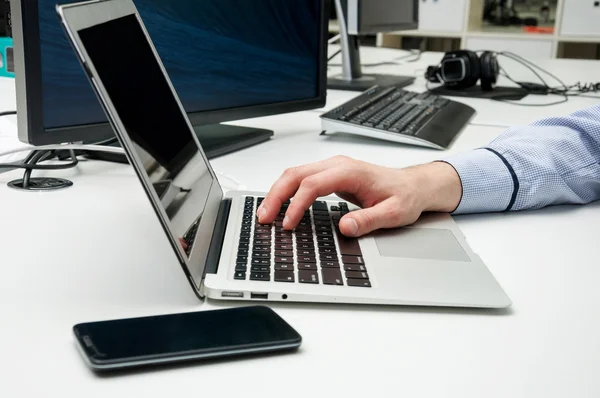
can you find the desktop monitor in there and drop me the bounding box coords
[328,0,419,91]
[10,0,328,158]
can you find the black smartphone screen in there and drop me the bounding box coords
[73,306,301,367]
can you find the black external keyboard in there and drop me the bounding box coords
[234,196,371,288]
[321,85,476,149]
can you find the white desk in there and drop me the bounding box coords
[1,49,600,398]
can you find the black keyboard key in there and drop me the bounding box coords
[297,237,314,244]
[297,256,316,263]
[251,259,270,266]
[296,249,315,256]
[235,264,247,272]
[321,261,340,268]
[237,248,249,256]
[241,226,251,232]
[337,237,362,256]
[330,206,340,211]
[347,278,371,288]
[239,237,250,244]
[254,233,271,240]
[296,243,314,250]
[275,243,293,251]
[297,263,317,271]
[298,270,319,284]
[320,254,337,262]
[315,225,332,232]
[252,252,270,259]
[311,201,328,211]
[319,248,337,255]
[253,240,271,246]
[274,271,295,283]
[275,238,293,244]
[316,236,334,243]
[275,257,294,264]
[295,231,312,238]
[240,231,251,238]
[234,272,246,280]
[253,246,270,253]
[342,255,365,265]
[251,265,270,273]
[317,241,335,249]
[344,264,367,272]
[314,220,331,226]
[275,250,293,257]
[238,242,249,250]
[237,256,248,263]
[241,220,252,226]
[322,268,344,285]
[275,263,294,271]
[345,271,369,279]
[250,273,270,281]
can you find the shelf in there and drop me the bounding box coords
[466,30,554,41]
[379,30,462,39]
[557,36,600,43]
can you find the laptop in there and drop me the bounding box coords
[57,0,511,308]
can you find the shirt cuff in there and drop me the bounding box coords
[438,148,517,214]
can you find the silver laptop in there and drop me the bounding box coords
[57,0,511,308]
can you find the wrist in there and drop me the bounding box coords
[412,161,463,213]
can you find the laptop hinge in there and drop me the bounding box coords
[202,198,232,279]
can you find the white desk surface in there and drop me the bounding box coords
[1,48,600,398]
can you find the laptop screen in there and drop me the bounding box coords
[78,13,218,277]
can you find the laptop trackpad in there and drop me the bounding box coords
[374,228,470,262]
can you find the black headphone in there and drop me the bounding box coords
[425,50,500,91]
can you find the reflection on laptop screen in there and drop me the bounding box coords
[78,14,214,258]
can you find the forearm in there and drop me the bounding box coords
[439,103,600,214]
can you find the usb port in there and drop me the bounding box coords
[221,291,244,298]
[250,292,268,300]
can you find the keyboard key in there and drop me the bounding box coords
[253,246,270,253]
[237,248,249,256]
[345,271,369,279]
[235,264,247,272]
[251,259,270,266]
[275,257,294,264]
[321,261,340,268]
[275,237,293,244]
[234,272,246,280]
[296,249,315,256]
[252,252,270,259]
[316,236,334,243]
[251,265,270,273]
[241,226,250,232]
[297,263,317,271]
[295,231,312,238]
[254,234,271,240]
[275,263,294,271]
[315,226,332,232]
[250,273,270,281]
[344,264,367,272]
[275,250,293,257]
[319,247,337,254]
[275,243,293,250]
[296,243,314,250]
[297,237,313,244]
[298,256,316,263]
[330,206,340,211]
[239,237,250,244]
[274,271,295,283]
[240,231,251,238]
[322,268,343,285]
[238,242,249,250]
[337,237,362,256]
[347,278,371,288]
[314,220,331,226]
[342,256,365,265]
[312,201,328,211]
[298,270,319,284]
[317,241,335,249]
[320,254,337,262]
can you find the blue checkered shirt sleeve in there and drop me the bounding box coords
[440,102,600,214]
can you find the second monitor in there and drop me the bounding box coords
[12,0,328,158]
[328,0,418,91]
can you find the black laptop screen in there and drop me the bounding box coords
[78,14,214,255]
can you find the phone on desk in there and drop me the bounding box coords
[73,306,302,371]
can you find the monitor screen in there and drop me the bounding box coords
[39,0,321,130]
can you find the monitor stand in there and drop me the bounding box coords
[85,123,274,164]
[327,1,415,92]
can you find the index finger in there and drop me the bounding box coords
[257,156,347,224]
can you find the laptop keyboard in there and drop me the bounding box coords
[234,196,371,288]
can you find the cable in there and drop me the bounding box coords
[0,111,17,117]
[0,143,124,160]
[328,34,341,45]
[328,49,341,62]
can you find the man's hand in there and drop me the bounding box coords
[257,156,462,237]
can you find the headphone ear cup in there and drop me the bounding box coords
[425,65,441,82]
[479,51,499,91]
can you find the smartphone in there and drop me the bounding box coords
[73,306,302,371]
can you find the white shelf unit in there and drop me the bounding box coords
[369,0,600,60]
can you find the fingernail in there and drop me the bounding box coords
[258,206,267,220]
[342,218,358,236]
[282,216,290,228]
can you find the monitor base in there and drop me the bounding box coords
[84,124,274,164]
[327,74,415,92]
